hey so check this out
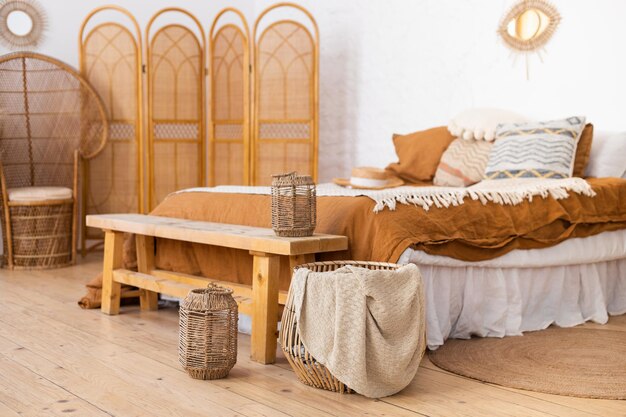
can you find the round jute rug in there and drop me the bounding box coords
[429,324,626,399]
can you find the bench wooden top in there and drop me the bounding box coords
[86,214,348,256]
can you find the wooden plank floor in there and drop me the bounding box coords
[0,254,624,417]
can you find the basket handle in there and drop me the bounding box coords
[272,171,297,180]
[203,282,233,298]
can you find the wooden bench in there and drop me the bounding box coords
[86,214,348,364]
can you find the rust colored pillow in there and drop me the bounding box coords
[573,123,593,177]
[385,126,456,183]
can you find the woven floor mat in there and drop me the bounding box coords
[429,315,626,399]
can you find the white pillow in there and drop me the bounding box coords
[585,131,626,178]
[448,108,529,141]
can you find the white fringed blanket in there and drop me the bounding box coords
[177,177,596,212]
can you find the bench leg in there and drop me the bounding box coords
[136,235,158,311]
[289,254,315,271]
[101,230,123,315]
[250,251,280,364]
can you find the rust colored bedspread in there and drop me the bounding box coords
[150,178,626,291]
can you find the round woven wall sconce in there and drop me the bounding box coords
[179,286,238,380]
[498,0,560,79]
[0,0,47,50]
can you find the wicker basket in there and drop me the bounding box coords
[279,261,403,393]
[178,286,238,380]
[271,172,316,237]
[3,200,74,269]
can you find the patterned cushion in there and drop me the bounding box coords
[433,138,494,187]
[484,116,586,179]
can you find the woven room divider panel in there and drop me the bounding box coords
[79,6,143,253]
[146,9,205,210]
[209,8,250,186]
[252,3,319,186]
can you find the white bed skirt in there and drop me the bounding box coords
[418,259,626,349]
[400,229,626,349]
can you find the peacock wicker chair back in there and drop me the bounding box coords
[0,52,107,189]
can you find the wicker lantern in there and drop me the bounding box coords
[271,172,316,237]
[178,286,238,380]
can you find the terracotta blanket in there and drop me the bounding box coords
[150,177,626,292]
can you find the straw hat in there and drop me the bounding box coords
[333,167,404,190]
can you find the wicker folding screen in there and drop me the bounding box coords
[0,52,108,269]
[209,8,251,186]
[252,3,319,186]
[79,6,143,253]
[146,9,206,210]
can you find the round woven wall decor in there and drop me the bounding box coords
[0,0,47,50]
[429,319,626,400]
[498,0,560,53]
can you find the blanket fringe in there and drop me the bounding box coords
[372,178,596,212]
[175,178,597,213]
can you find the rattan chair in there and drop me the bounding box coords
[0,52,107,269]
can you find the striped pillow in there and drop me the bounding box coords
[484,116,586,179]
[434,138,494,187]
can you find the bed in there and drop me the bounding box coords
[140,177,626,348]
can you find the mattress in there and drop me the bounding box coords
[398,228,626,268]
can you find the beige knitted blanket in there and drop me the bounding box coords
[289,264,426,398]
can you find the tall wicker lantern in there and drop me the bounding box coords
[178,286,238,380]
[271,172,316,237]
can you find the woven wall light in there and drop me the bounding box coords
[0,0,47,50]
[498,0,561,79]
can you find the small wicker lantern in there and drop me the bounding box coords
[178,286,238,380]
[271,172,316,237]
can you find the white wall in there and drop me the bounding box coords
[254,0,626,180]
[2,0,625,182]
[0,0,254,65]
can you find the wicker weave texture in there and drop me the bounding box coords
[271,172,316,237]
[0,52,108,269]
[179,287,238,380]
[253,6,318,186]
[0,54,107,185]
[280,261,403,393]
[81,21,141,218]
[148,21,204,209]
[4,201,74,269]
[210,14,249,186]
